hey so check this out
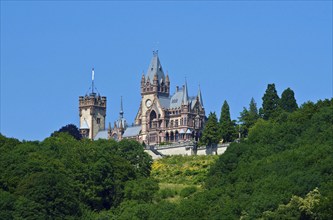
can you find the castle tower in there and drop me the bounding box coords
[140,50,170,97]
[79,68,106,139]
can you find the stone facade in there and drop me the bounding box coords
[131,51,206,145]
[79,93,106,139]
[82,52,206,144]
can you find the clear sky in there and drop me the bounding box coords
[1,1,332,141]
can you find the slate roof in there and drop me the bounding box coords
[123,126,141,138]
[145,52,165,84]
[94,130,108,140]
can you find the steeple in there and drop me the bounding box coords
[182,78,189,105]
[197,85,204,106]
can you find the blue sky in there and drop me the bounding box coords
[1,1,332,141]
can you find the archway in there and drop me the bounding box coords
[149,110,157,128]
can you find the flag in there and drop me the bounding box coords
[92,68,95,81]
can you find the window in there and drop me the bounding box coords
[97,118,101,124]
[175,119,179,127]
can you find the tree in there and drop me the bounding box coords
[51,124,82,140]
[260,83,280,120]
[219,101,236,142]
[239,98,259,137]
[280,88,298,112]
[117,139,153,178]
[200,112,220,146]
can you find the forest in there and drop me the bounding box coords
[0,85,332,219]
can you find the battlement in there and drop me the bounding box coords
[79,95,107,108]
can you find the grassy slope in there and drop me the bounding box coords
[151,155,219,202]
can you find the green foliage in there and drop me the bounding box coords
[204,98,333,218]
[118,139,153,178]
[124,178,159,203]
[51,123,82,140]
[200,112,220,146]
[219,100,237,142]
[280,87,298,112]
[0,133,153,219]
[260,83,280,120]
[262,187,322,219]
[239,98,259,137]
[179,186,197,198]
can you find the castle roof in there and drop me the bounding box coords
[158,88,197,109]
[94,130,108,140]
[145,51,165,84]
[123,125,141,138]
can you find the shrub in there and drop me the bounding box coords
[180,186,197,198]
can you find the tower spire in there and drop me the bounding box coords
[182,77,189,105]
[197,84,204,106]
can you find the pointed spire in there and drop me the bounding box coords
[146,51,165,84]
[197,84,204,106]
[182,78,189,105]
[165,72,169,82]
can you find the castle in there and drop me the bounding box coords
[79,51,206,145]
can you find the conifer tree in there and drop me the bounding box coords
[219,100,236,142]
[200,112,220,146]
[280,88,298,112]
[260,84,280,120]
[239,98,259,137]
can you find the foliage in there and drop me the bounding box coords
[151,155,218,185]
[51,123,82,140]
[260,83,280,120]
[280,87,298,112]
[0,133,153,219]
[239,97,259,137]
[200,112,220,146]
[179,186,197,198]
[219,100,237,142]
[124,178,159,203]
[262,187,323,219]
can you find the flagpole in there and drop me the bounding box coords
[92,68,95,95]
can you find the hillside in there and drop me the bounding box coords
[1,99,332,219]
[113,99,333,219]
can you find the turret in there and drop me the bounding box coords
[141,51,169,97]
[79,68,106,140]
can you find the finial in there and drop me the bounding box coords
[152,41,159,56]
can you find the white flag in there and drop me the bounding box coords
[92,68,95,81]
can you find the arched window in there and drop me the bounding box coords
[149,110,157,128]
[170,131,174,142]
[165,132,169,142]
[175,131,179,141]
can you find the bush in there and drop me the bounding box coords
[180,186,197,198]
[159,188,177,199]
